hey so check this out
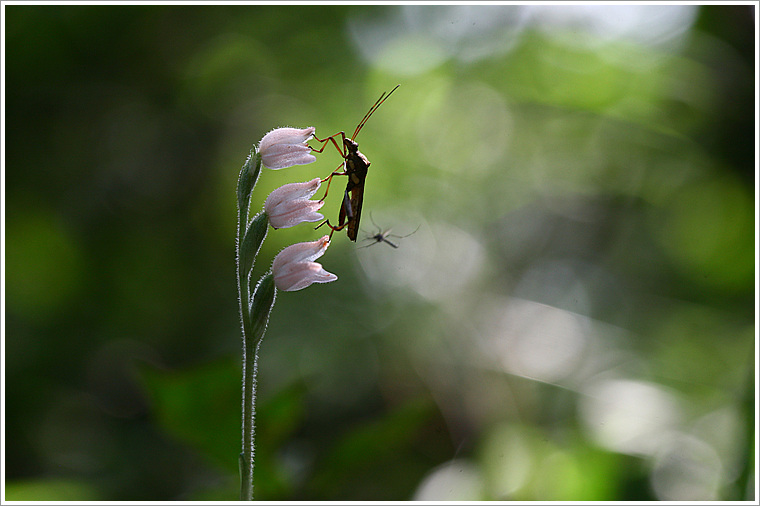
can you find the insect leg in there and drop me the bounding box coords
[315,190,354,240]
[310,131,346,157]
[358,237,382,249]
[318,161,348,202]
[386,224,421,240]
[368,211,383,235]
[314,218,348,240]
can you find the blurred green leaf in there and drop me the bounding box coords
[138,358,241,472]
[139,358,308,499]
[310,397,439,499]
[5,208,85,320]
[5,478,102,501]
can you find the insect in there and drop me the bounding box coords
[312,84,400,241]
[359,213,420,249]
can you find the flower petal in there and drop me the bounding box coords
[268,199,324,229]
[259,127,315,149]
[264,178,324,229]
[273,261,338,292]
[259,127,317,169]
[264,178,321,210]
[272,236,331,274]
[261,146,317,170]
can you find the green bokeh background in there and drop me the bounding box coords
[3,4,756,501]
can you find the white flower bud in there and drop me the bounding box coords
[264,178,325,229]
[258,127,317,169]
[272,236,337,291]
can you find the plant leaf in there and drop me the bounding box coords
[237,149,261,215]
[240,212,268,283]
[249,272,276,344]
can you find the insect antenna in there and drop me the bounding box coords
[351,84,400,140]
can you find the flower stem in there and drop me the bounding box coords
[236,149,268,501]
[240,274,276,500]
[239,334,257,501]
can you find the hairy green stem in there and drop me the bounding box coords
[240,274,276,500]
[236,150,267,501]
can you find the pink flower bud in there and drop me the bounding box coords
[272,236,338,291]
[258,127,317,169]
[264,178,325,229]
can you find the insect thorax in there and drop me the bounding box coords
[344,138,359,153]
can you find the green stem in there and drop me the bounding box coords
[240,273,276,501]
[238,263,255,502]
[236,150,261,501]
[239,338,256,501]
[237,221,270,500]
[236,149,277,500]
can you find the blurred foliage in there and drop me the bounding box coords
[3,3,756,501]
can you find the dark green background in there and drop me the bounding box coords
[4,4,756,501]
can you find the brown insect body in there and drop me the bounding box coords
[312,85,399,242]
[338,138,369,241]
